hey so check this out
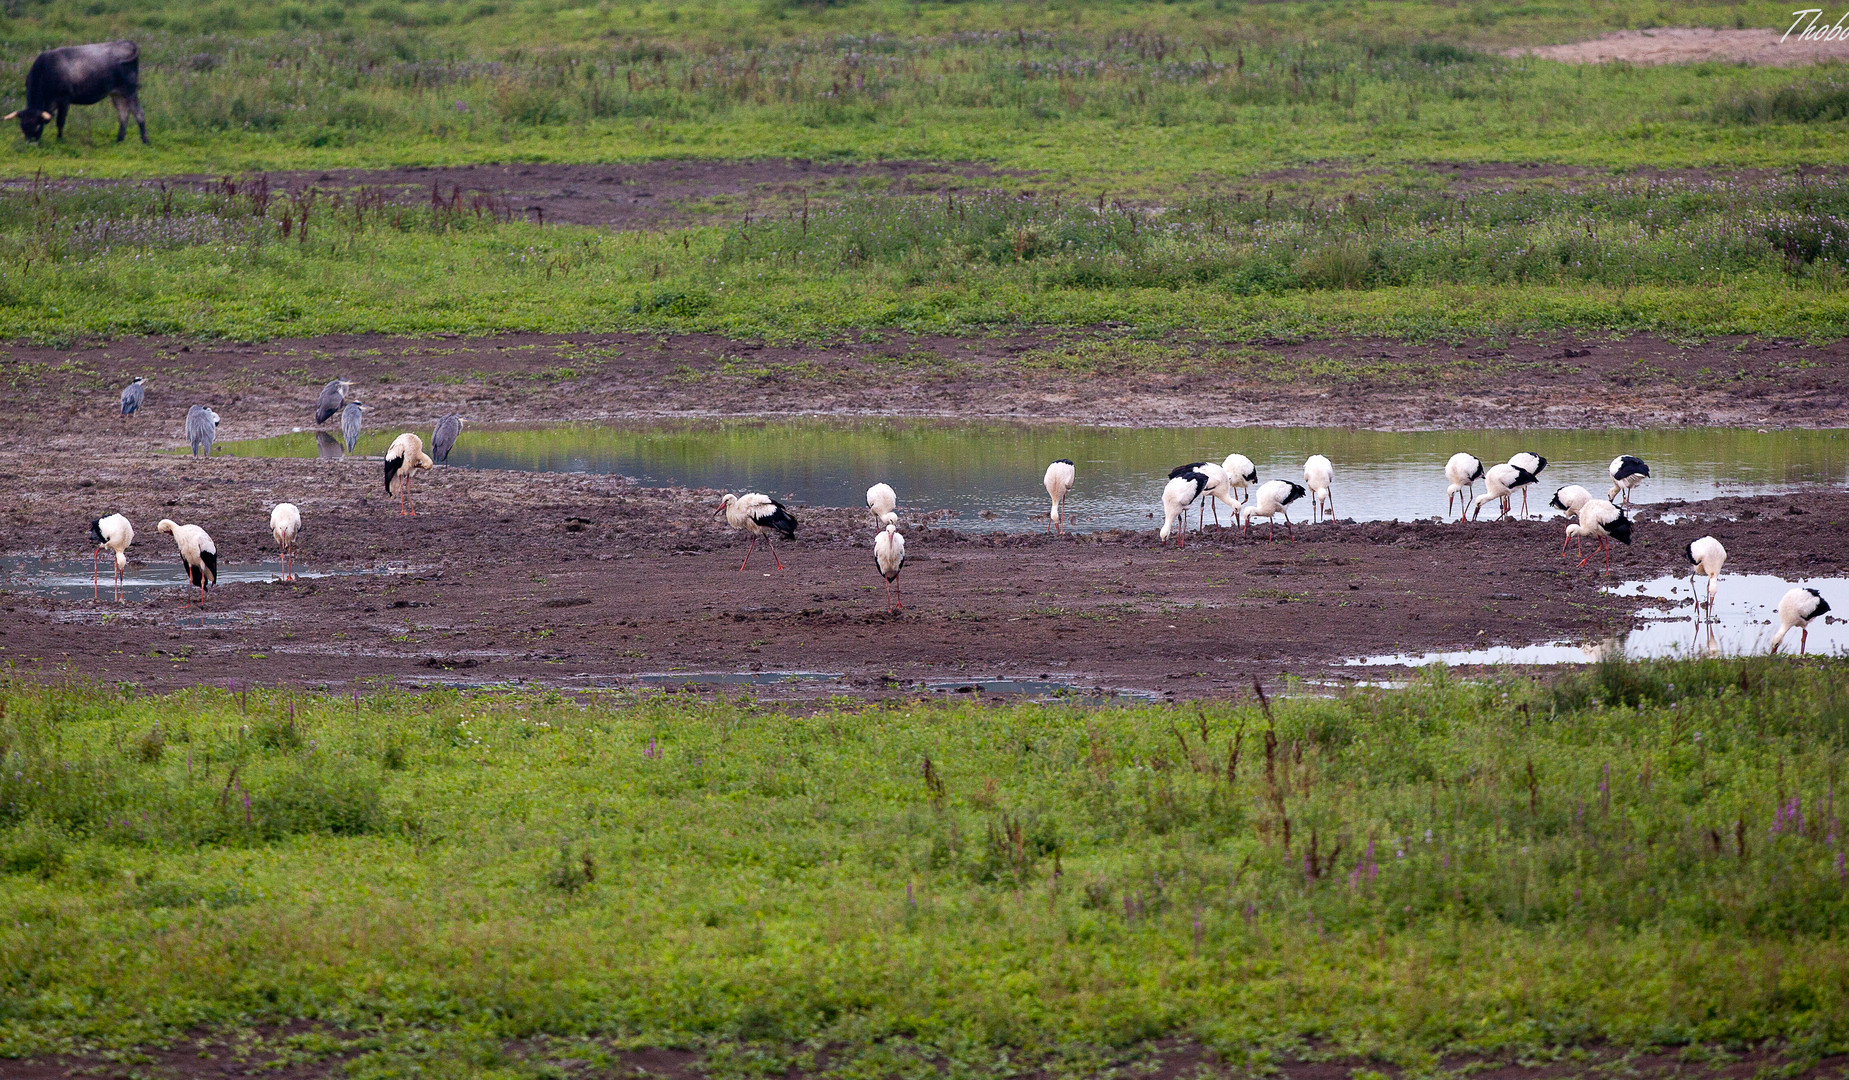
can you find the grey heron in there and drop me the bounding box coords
[157,519,216,604]
[270,503,301,581]
[432,413,463,464]
[185,405,219,457]
[717,493,798,571]
[118,377,144,417]
[89,513,133,601]
[384,433,434,515]
[339,403,366,453]
[315,379,353,425]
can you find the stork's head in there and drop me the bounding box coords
[715,493,737,515]
[114,550,128,571]
[157,519,177,536]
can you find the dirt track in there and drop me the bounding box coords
[2,331,1846,698]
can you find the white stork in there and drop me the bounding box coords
[1222,453,1257,504]
[718,492,799,571]
[1044,459,1076,533]
[271,503,302,582]
[1551,485,1594,556]
[1238,479,1307,541]
[1445,453,1483,520]
[1303,455,1334,523]
[157,519,217,605]
[1505,453,1547,518]
[89,513,133,601]
[1171,462,1236,528]
[1469,463,1539,521]
[1771,587,1831,654]
[866,482,898,526]
[873,523,906,612]
[1565,499,1632,571]
[1159,469,1209,548]
[384,433,435,516]
[1609,455,1650,507]
[1685,536,1726,618]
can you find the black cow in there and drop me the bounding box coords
[7,41,147,144]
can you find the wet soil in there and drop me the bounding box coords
[164,158,1026,230]
[2,331,1846,697]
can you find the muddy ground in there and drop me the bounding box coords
[1,331,1845,698]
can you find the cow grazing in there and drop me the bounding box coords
[7,41,147,144]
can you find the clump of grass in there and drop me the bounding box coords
[1714,79,1849,124]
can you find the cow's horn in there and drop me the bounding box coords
[37,111,50,121]
[1,111,17,121]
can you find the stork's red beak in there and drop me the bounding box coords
[714,502,727,515]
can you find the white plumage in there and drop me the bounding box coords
[1770,587,1831,654]
[1043,459,1076,533]
[1551,485,1595,555]
[717,492,799,571]
[873,523,906,612]
[383,433,435,516]
[866,483,897,523]
[1504,453,1547,518]
[1303,454,1334,523]
[1609,455,1650,507]
[89,513,133,602]
[1158,470,1208,548]
[1469,462,1538,521]
[1172,461,1237,528]
[1564,499,1632,571]
[270,503,302,582]
[1238,479,1307,541]
[1445,453,1483,519]
[157,518,217,605]
[1684,536,1726,616]
[1222,453,1257,504]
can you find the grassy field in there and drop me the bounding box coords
[0,659,1846,1074]
[0,0,1845,341]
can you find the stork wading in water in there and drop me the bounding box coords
[1550,485,1594,555]
[866,482,898,526]
[1222,453,1257,505]
[157,519,216,605]
[1445,453,1483,520]
[1504,453,1546,518]
[270,503,301,582]
[1685,536,1726,619]
[873,522,906,612]
[383,433,435,516]
[1565,499,1632,572]
[1239,479,1307,541]
[1303,454,1334,523]
[1470,463,1539,521]
[718,492,799,571]
[1044,459,1075,533]
[1609,455,1650,507]
[1170,462,1236,529]
[316,378,353,425]
[1771,587,1831,654]
[1159,468,1209,548]
[89,513,133,601]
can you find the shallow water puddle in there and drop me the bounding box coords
[922,678,1163,702]
[1348,573,1849,666]
[219,422,1847,533]
[0,557,370,602]
[634,671,846,687]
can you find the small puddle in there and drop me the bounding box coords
[0,557,374,602]
[1348,573,1849,666]
[635,671,846,687]
[216,422,1848,534]
[921,678,1162,703]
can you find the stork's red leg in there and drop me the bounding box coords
[768,539,784,571]
[739,535,755,572]
[93,548,101,600]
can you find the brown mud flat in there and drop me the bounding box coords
[3,331,1845,699]
[162,158,1024,230]
[10,1033,1847,1080]
[3,328,1848,435]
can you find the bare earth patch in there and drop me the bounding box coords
[1508,26,1849,65]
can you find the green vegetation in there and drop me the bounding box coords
[1,659,1847,1073]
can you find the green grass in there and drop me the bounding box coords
[1,659,1847,1075]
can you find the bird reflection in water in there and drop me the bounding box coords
[314,430,345,460]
